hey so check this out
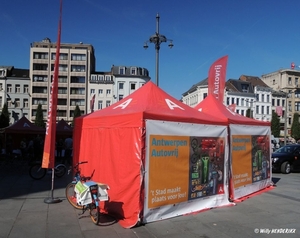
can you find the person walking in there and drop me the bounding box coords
[64,136,73,165]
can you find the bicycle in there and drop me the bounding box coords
[29,162,67,180]
[65,161,109,225]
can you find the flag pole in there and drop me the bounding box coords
[43,0,63,204]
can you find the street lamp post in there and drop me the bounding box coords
[144,13,173,86]
[284,92,287,146]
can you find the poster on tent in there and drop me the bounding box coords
[230,124,272,200]
[143,120,230,223]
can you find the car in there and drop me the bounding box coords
[271,144,300,174]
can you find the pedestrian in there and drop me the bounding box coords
[64,136,73,165]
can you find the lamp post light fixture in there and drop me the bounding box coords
[143,13,173,86]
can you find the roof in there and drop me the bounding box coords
[56,119,73,135]
[0,116,45,134]
[239,75,269,87]
[182,78,208,95]
[194,94,270,126]
[76,81,227,128]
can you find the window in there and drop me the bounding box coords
[33,52,48,59]
[58,76,67,83]
[241,98,244,106]
[98,100,103,110]
[71,54,86,61]
[106,100,111,107]
[98,89,103,95]
[131,67,136,75]
[33,75,48,82]
[267,106,270,114]
[58,87,67,94]
[296,77,299,86]
[288,77,292,85]
[119,67,125,75]
[261,94,264,102]
[106,89,111,95]
[272,79,275,85]
[15,98,20,107]
[267,95,270,102]
[7,84,12,93]
[33,63,48,71]
[119,95,123,101]
[98,75,104,81]
[71,76,85,83]
[226,97,230,105]
[119,82,124,90]
[256,105,259,114]
[261,106,264,114]
[203,93,207,99]
[91,89,95,94]
[71,65,85,72]
[105,75,111,81]
[23,85,29,93]
[130,83,136,90]
[91,75,97,81]
[231,98,234,104]
[15,84,21,93]
[236,98,239,106]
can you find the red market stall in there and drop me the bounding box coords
[194,95,272,201]
[73,82,231,228]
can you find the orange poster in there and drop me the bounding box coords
[231,135,253,188]
[148,135,189,208]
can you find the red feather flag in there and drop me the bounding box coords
[208,56,228,102]
[42,0,62,169]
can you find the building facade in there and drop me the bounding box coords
[0,66,30,124]
[261,69,300,136]
[88,65,150,112]
[29,38,96,123]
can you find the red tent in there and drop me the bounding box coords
[73,82,227,228]
[194,94,270,126]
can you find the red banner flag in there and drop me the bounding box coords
[208,55,228,102]
[42,0,62,169]
[228,104,236,112]
[90,94,95,113]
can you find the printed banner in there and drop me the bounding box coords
[208,55,228,102]
[230,125,272,200]
[144,120,230,223]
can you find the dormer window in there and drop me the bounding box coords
[241,84,249,93]
[131,67,136,75]
[119,67,125,75]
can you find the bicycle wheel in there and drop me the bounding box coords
[29,163,47,180]
[90,203,100,225]
[65,183,83,209]
[55,164,66,178]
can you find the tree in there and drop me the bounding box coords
[271,111,280,137]
[0,103,10,128]
[34,104,46,128]
[72,105,81,127]
[246,108,252,118]
[291,113,300,141]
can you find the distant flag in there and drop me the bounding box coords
[276,106,283,117]
[208,56,228,102]
[291,62,295,69]
[42,0,62,169]
[90,94,95,113]
[228,104,236,112]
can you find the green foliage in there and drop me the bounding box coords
[246,108,252,118]
[291,113,300,140]
[0,103,10,128]
[34,104,46,128]
[271,111,280,137]
[72,105,82,127]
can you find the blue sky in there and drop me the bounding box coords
[1,0,300,99]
